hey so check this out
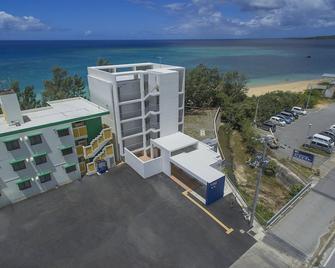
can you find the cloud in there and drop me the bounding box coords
[235,0,335,29]
[128,0,156,9]
[84,30,92,36]
[164,3,187,11]
[163,0,335,37]
[0,11,49,31]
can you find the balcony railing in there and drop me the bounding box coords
[119,110,142,121]
[83,128,112,159]
[122,126,143,137]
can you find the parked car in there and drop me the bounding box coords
[284,109,299,119]
[292,106,307,115]
[260,121,277,132]
[319,131,335,142]
[276,114,292,124]
[329,125,335,133]
[280,111,296,121]
[270,116,286,126]
[313,133,335,146]
[308,139,334,154]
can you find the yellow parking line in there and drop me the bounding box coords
[182,190,234,235]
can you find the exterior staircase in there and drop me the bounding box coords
[82,127,115,176]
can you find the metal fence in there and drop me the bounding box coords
[213,107,249,211]
[265,182,312,229]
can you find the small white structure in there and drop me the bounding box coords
[125,132,226,205]
[87,62,185,160]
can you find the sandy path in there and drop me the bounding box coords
[248,79,320,97]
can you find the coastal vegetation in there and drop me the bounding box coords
[185,64,320,223]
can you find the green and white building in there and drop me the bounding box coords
[0,90,114,207]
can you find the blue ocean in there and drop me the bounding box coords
[1,39,335,94]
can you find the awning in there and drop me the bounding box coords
[37,171,51,177]
[0,134,21,143]
[58,144,73,150]
[63,163,76,168]
[27,131,42,137]
[32,152,47,158]
[10,158,26,165]
[15,177,31,184]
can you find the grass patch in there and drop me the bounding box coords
[280,158,314,181]
[184,109,216,140]
[218,125,297,224]
[300,146,330,157]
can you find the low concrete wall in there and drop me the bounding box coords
[124,148,162,178]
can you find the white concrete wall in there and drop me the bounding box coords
[124,148,162,178]
[0,124,80,208]
[160,148,172,176]
[158,71,179,136]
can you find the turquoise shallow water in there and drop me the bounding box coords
[1,39,335,94]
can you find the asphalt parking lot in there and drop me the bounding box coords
[0,164,255,268]
[272,103,335,167]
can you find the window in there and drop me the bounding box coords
[57,128,70,137]
[5,140,20,151]
[17,179,31,190]
[34,154,47,165]
[11,160,26,171]
[65,164,76,173]
[39,173,51,183]
[29,134,42,145]
[61,147,73,156]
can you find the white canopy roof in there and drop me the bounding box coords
[170,143,224,184]
[151,132,198,152]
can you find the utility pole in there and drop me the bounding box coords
[157,56,163,68]
[253,97,260,126]
[305,83,312,110]
[250,137,269,227]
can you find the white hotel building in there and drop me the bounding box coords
[88,62,185,159]
[88,62,226,205]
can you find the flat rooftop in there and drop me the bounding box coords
[0,97,109,136]
[151,132,198,152]
[170,143,224,184]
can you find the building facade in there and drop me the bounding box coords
[0,91,113,207]
[87,62,185,159]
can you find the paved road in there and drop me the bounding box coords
[273,103,335,167]
[266,168,335,261]
[0,164,255,268]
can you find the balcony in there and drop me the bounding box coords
[122,126,143,137]
[119,102,142,121]
[83,128,113,159]
[72,125,88,140]
[118,79,141,102]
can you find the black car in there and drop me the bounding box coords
[284,109,299,119]
[260,121,276,132]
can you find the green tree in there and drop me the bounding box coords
[185,64,221,108]
[96,58,111,66]
[216,71,248,103]
[42,66,86,104]
[20,85,40,110]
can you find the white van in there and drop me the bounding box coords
[270,116,286,126]
[313,134,334,146]
[310,139,334,153]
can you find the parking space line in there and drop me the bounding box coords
[182,190,234,235]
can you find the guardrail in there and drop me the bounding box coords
[213,107,249,211]
[266,182,312,229]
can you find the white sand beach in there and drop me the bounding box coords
[248,79,320,97]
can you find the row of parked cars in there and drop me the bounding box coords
[305,125,335,153]
[260,106,307,132]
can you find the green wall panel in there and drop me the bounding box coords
[85,117,102,143]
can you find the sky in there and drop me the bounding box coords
[1,0,335,40]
